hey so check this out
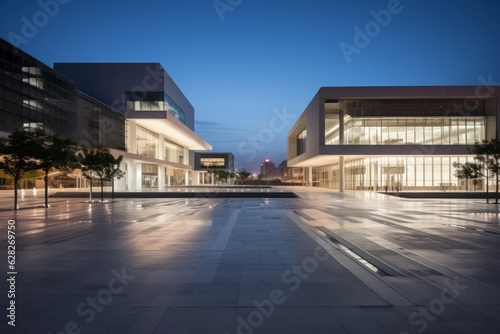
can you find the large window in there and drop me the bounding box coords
[297,129,307,155]
[325,100,340,145]
[200,158,225,168]
[141,164,158,188]
[338,116,486,145]
[126,91,186,124]
[164,139,184,164]
[136,125,158,159]
[341,156,478,191]
[325,99,490,146]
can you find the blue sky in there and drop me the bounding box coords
[1,0,500,173]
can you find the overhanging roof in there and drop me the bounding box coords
[128,111,212,151]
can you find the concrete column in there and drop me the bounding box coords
[158,164,165,189]
[339,107,344,145]
[167,167,171,187]
[185,171,189,186]
[127,160,135,190]
[183,148,189,165]
[308,167,313,187]
[339,156,345,193]
[211,173,214,185]
[136,163,142,190]
[116,160,127,191]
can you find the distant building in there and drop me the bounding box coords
[278,160,303,181]
[260,159,282,179]
[195,152,234,171]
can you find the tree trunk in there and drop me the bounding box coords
[14,178,18,210]
[44,170,49,208]
[496,172,499,204]
[100,177,104,202]
[486,162,489,204]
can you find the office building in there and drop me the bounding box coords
[0,38,212,190]
[287,86,500,191]
[53,63,212,190]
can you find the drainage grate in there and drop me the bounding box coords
[318,226,403,277]
[292,210,314,221]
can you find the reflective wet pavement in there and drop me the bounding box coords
[0,187,499,333]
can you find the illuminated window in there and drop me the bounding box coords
[125,92,186,124]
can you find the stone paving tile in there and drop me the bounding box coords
[0,188,499,333]
[154,307,346,334]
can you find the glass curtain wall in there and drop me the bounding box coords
[126,92,186,124]
[316,156,484,191]
[141,164,158,188]
[164,139,184,164]
[325,99,488,145]
[339,117,485,145]
[341,156,479,191]
[136,125,158,159]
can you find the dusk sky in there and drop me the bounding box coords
[1,0,500,173]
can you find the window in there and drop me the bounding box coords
[136,125,158,159]
[125,91,186,125]
[297,129,307,155]
[200,157,225,168]
[164,139,184,164]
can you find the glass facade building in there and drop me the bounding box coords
[0,38,78,139]
[288,87,500,192]
[1,38,212,191]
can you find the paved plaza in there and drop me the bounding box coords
[1,187,499,333]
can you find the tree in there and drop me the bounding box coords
[79,148,122,202]
[238,172,251,183]
[228,171,235,185]
[453,161,483,192]
[470,139,500,203]
[104,155,124,200]
[33,129,79,208]
[0,129,42,210]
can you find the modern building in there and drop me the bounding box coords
[0,37,126,154]
[0,37,212,190]
[194,152,234,185]
[287,86,500,191]
[278,160,302,181]
[260,159,281,179]
[53,63,212,190]
[194,152,234,171]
